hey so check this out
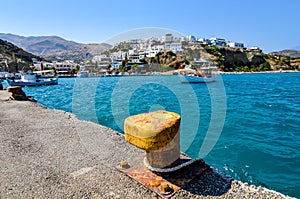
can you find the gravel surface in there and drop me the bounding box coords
[0,91,295,199]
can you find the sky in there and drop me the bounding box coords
[0,0,299,52]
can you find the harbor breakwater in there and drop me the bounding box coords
[0,90,296,198]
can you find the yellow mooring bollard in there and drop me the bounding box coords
[124,110,181,169]
[120,110,209,198]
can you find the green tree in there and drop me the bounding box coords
[259,62,271,71]
[132,64,139,72]
[75,64,80,72]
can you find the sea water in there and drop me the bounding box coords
[23,73,300,198]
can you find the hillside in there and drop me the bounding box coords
[183,45,299,72]
[269,50,300,58]
[0,39,44,72]
[0,33,112,62]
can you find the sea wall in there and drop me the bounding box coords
[0,91,295,198]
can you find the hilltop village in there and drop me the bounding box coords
[0,33,299,76]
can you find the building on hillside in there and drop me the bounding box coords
[33,61,53,71]
[53,61,74,71]
[227,42,245,49]
[163,34,173,43]
[128,49,139,56]
[145,45,164,57]
[164,42,171,50]
[209,38,226,46]
[111,59,123,70]
[187,35,197,42]
[128,53,140,63]
[92,55,111,63]
[139,51,146,59]
[121,52,128,60]
[249,46,262,52]
[198,38,211,45]
[139,39,149,50]
[170,43,183,52]
[110,51,123,60]
[130,39,141,49]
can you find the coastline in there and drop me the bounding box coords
[217,70,299,75]
[0,91,295,198]
[158,69,299,76]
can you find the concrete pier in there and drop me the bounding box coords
[0,91,294,199]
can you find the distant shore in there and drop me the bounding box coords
[217,70,299,75]
[0,90,296,198]
[159,69,299,76]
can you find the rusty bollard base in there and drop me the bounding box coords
[117,153,209,199]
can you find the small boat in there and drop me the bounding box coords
[178,67,217,83]
[6,69,58,87]
[77,71,89,78]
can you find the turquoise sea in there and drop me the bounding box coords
[20,73,299,198]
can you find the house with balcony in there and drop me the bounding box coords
[54,61,74,71]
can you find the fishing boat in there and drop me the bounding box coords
[178,67,217,83]
[6,69,58,87]
[76,71,89,78]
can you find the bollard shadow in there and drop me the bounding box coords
[181,167,233,196]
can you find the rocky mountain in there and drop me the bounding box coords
[269,50,300,58]
[0,39,44,72]
[0,33,112,62]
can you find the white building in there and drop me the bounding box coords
[33,61,54,71]
[54,61,74,71]
[209,38,226,46]
[92,55,111,63]
[249,46,261,52]
[145,45,164,57]
[227,42,245,49]
[187,35,197,42]
[163,34,173,43]
[111,59,122,69]
[170,43,183,52]
[130,39,141,49]
[197,38,211,45]
[139,51,146,59]
[128,49,139,56]
[110,51,123,60]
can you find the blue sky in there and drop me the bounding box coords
[0,0,299,52]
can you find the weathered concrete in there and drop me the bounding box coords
[0,91,295,199]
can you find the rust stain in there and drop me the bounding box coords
[117,153,209,199]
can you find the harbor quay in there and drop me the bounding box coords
[0,90,295,199]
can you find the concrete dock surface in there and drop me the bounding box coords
[0,91,294,198]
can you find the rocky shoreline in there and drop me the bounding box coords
[0,91,295,198]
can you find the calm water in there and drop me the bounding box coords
[22,73,300,198]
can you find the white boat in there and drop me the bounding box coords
[6,70,58,87]
[178,67,217,83]
[76,71,89,78]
